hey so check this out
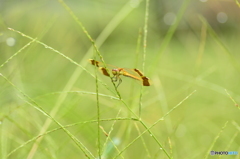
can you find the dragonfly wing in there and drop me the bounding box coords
[122,71,142,81]
[141,76,150,86]
[89,59,100,67]
[89,59,110,76]
[99,67,110,77]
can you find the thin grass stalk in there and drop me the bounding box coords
[139,0,150,118]
[101,110,124,159]
[1,73,94,158]
[151,0,191,75]
[195,23,207,74]
[7,28,115,159]
[142,0,149,73]
[7,28,140,146]
[204,121,229,159]
[57,0,122,100]
[128,28,142,111]
[6,117,134,158]
[234,0,240,7]
[114,90,196,159]
[135,28,142,68]
[168,137,173,157]
[35,91,120,100]
[134,122,151,158]
[93,54,102,158]
[16,1,142,155]
[199,16,240,73]
[224,131,238,153]
[0,38,36,69]
[225,89,239,108]
[7,28,98,82]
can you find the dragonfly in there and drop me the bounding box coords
[89,59,150,87]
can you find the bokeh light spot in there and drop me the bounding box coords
[6,37,16,47]
[164,12,176,26]
[217,12,228,23]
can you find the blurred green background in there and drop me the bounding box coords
[1,0,240,158]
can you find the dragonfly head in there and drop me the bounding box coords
[112,69,118,75]
[112,68,124,76]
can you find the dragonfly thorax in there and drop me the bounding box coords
[112,68,123,75]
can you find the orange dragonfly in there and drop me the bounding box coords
[89,59,150,87]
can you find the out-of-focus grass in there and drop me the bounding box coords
[1,0,240,159]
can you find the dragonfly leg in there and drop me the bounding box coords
[111,75,122,87]
[111,75,118,82]
[116,77,122,88]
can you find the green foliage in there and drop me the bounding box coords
[1,0,240,158]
